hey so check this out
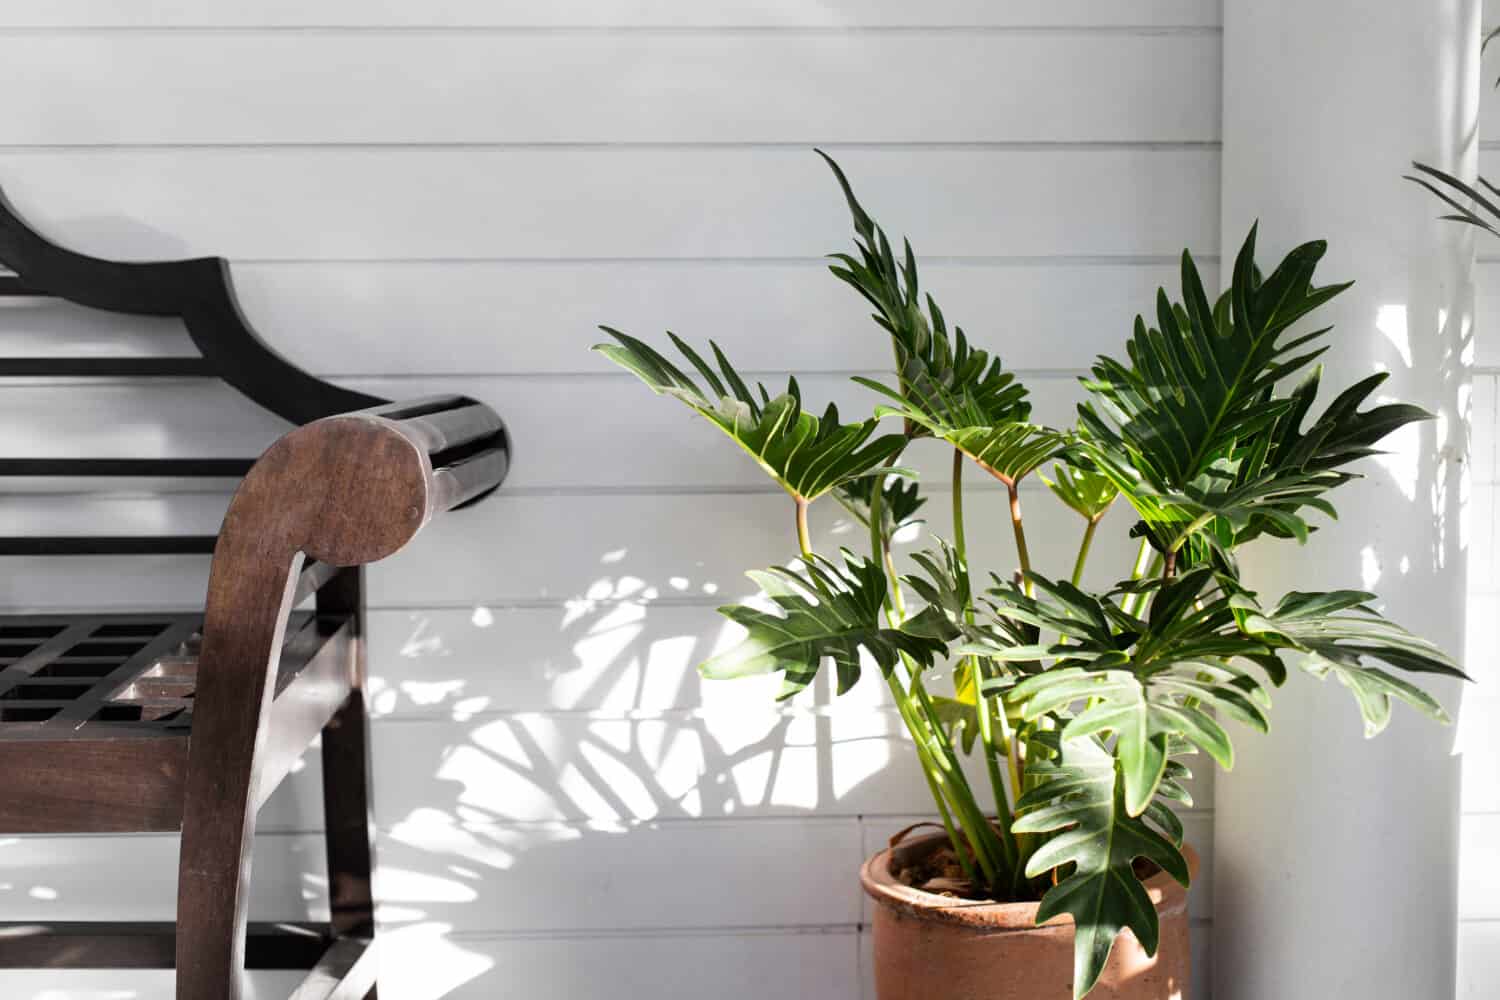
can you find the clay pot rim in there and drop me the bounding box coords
[860,831,1198,933]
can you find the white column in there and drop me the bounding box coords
[1214,3,1476,999]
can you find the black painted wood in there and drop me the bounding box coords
[0,536,219,556]
[0,188,383,425]
[0,357,218,376]
[0,458,254,476]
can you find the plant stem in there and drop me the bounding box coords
[909,673,1006,885]
[951,450,1019,875]
[1005,483,1033,596]
[1120,537,1154,617]
[951,450,968,559]
[794,497,813,559]
[917,746,979,885]
[1070,516,1100,587]
[887,671,979,885]
[889,670,1003,888]
[884,548,908,619]
[871,460,1001,887]
[867,467,910,620]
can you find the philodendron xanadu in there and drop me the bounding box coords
[594,154,1467,999]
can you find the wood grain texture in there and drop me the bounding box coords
[176,413,437,997]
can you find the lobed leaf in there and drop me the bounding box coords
[593,328,911,502]
[1013,739,1189,1000]
[701,550,954,700]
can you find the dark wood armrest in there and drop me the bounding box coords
[174,396,507,994]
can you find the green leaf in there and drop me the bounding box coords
[821,151,1044,481]
[1071,226,1421,562]
[593,328,911,502]
[853,376,1064,487]
[834,474,926,538]
[1014,740,1190,1000]
[702,550,954,700]
[990,570,1273,813]
[1011,662,1264,815]
[1236,589,1467,735]
[1407,161,1500,239]
[1044,464,1119,522]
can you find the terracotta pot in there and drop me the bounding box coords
[861,832,1198,1000]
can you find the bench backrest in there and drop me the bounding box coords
[0,186,508,556]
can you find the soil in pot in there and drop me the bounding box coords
[862,830,1197,1000]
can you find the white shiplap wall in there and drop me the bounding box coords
[1457,3,1500,996]
[0,4,1228,998]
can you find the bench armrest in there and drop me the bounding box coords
[174,395,507,987]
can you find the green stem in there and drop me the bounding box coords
[890,670,1003,888]
[951,451,1018,875]
[1005,483,1034,596]
[909,673,1006,885]
[884,548,908,620]
[886,671,979,884]
[1119,537,1155,617]
[951,450,969,560]
[867,467,909,621]
[794,497,813,559]
[872,460,999,886]
[1007,725,1032,891]
[1070,516,1100,587]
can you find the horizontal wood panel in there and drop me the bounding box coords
[0,818,862,930]
[0,372,1097,491]
[0,258,1209,374]
[0,929,858,1000]
[1461,813,1500,919]
[259,710,1216,827]
[0,553,207,611]
[0,970,302,1000]
[1474,262,1500,367]
[0,35,1219,145]
[232,259,1200,376]
[0,297,192,356]
[0,831,325,922]
[0,148,1220,261]
[1459,694,1500,813]
[0,2,1224,28]
[0,487,1148,609]
[370,489,1145,608]
[1461,920,1500,1000]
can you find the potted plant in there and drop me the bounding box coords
[594,154,1467,999]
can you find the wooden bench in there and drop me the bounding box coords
[0,186,509,999]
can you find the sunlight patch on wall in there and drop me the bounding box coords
[377,923,495,1000]
[1377,303,1412,368]
[1371,419,1421,502]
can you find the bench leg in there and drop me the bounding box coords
[319,567,379,1000]
[321,690,378,999]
